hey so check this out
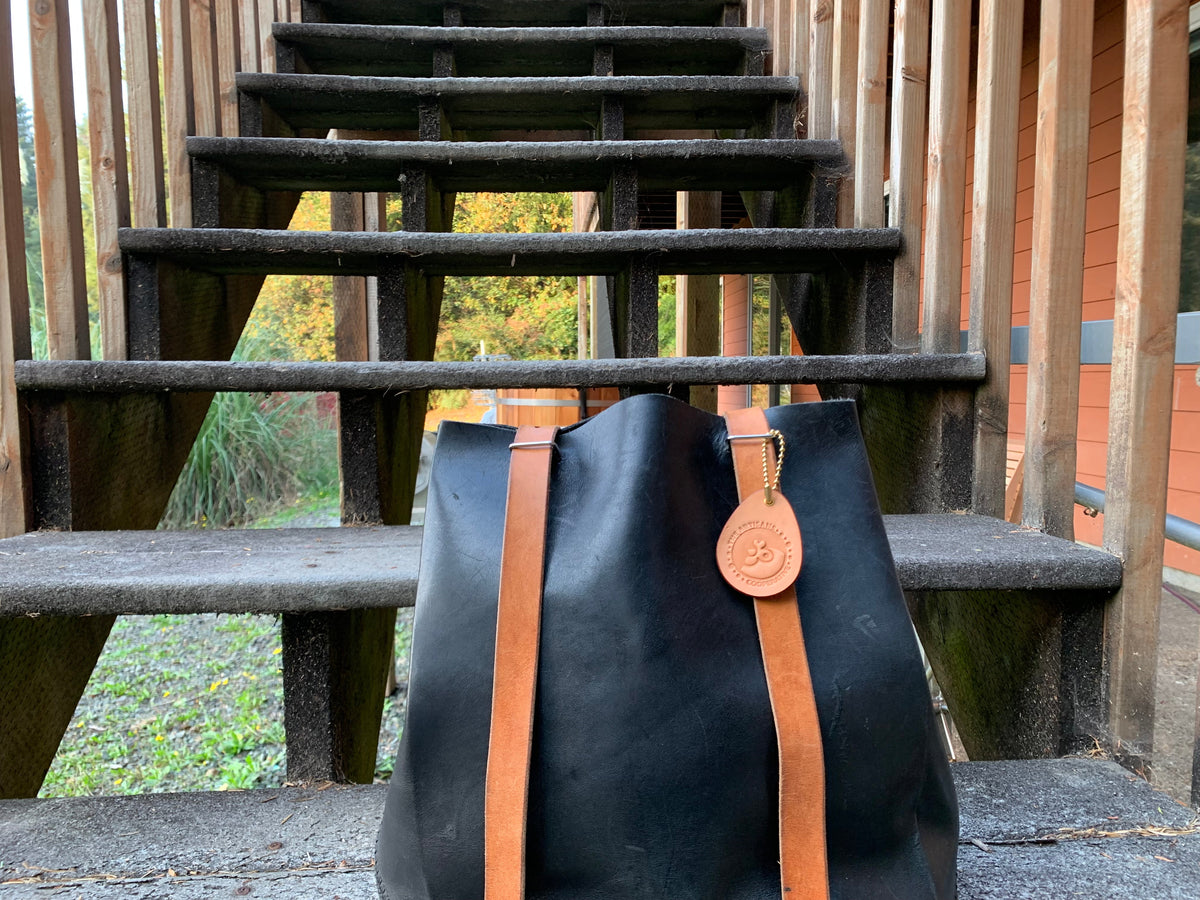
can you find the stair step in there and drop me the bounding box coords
[0,515,1118,619]
[119,227,896,276]
[14,355,985,394]
[2,761,1193,898]
[188,137,840,195]
[237,73,797,135]
[306,0,739,28]
[274,24,768,77]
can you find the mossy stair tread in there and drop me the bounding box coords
[187,137,840,193]
[1,761,1194,898]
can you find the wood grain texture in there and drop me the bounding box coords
[1103,0,1188,766]
[831,0,859,226]
[772,0,793,75]
[333,192,369,361]
[888,0,930,353]
[162,0,195,226]
[1022,0,1094,539]
[190,0,220,137]
[674,191,721,412]
[239,0,259,72]
[968,0,1024,517]
[853,0,886,228]
[259,0,277,73]
[790,0,809,81]
[919,0,970,354]
[83,0,131,361]
[29,0,90,360]
[807,0,834,139]
[122,0,167,229]
[214,0,241,136]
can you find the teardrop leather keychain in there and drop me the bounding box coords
[718,429,804,598]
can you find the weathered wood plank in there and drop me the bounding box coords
[919,0,970,353]
[239,0,260,72]
[888,0,930,352]
[1103,0,1187,769]
[122,0,167,229]
[968,0,1024,517]
[333,191,369,362]
[853,0,886,228]
[772,0,793,75]
[190,0,220,137]
[789,0,809,79]
[674,191,721,412]
[807,0,834,138]
[29,0,90,360]
[259,0,278,73]
[162,0,195,227]
[214,0,241,136]
[1022,0,1094,539]
[83,0,131,361]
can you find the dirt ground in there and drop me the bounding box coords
[1152,581,1200,806]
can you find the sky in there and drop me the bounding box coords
[9,0,93,117]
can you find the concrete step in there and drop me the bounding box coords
[0,515,1119,619]
[237,72,798,136]
[305,0,741,28]
[187,136,840,197]
[274,24,769,77]
[1,760,1193,898]
[119,226,895,277]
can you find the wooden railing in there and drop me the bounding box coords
[747,0,1191,792]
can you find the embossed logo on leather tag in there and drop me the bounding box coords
[717,490,803,598]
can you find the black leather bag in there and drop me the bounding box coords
[377,394,958,899]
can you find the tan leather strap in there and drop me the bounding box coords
[725,408,830,900]
[485,424,558,900]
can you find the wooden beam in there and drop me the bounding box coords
[214,0,242,136]
[888,0,930,353]
[968,0,1024,517]
[854,0,887,228]
[808,0,834,139]
[123,0,167,229]
[333,192,369,361]
[84,0,131,361]
[1022,0,1094,539]
[675,191,722,413]
[29,0,90,360]
[919,0,970,354]
[1103,0,1187,767]
[162,0,195,227]
[831,0,859,226]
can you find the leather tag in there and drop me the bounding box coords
[717,490,803,598]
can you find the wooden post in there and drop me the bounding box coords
[675,191,722,413]
[29,0,90,360]
[162,0,195,227]
[239,0,259,73]
[831,0,859,227]
[1022,0,1094,539]
[259,0,277,74]
[968,0,1024,518]
[333,192,369,361]
[123,0,167,229]
[214,0,242,136]
[853,0,887,228]
[888,0,930,352]
[808,0,834,139]
[84,0,132,361]
[919,0,970,354]
[773,0,793,75]
[1103,0,1187,768]
[190,0,221,137]
[790,0,810,81]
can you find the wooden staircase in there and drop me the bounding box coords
[1,1,1192,897]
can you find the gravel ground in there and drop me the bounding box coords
[1153,581,1200,806]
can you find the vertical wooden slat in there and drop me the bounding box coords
[123,0,167,229]
[191,0,221,137]
[808,0,834,138]
[675,191,722,413]
[29,0,90,360]
[918,0,970,353]
[239,0,259,73]
[215,0,241,136]
[773,0,793,75]
[831,0,859,226]
[162,0,195,227]
[748,0,763,29]
[0,0,31,536]
[290,0,302,23]
[853,0,887,228]
[1022,0,1094,538]
[790,0,810,79]
[967,0,1024,517]
[259,0,277,74]
[888,0,930,351]
[1103,0,1187,766]
[83,0,131,361]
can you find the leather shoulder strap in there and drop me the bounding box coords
[724,407,830,900]
[485,424,558,900]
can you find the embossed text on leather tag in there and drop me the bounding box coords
[717,490,803,598]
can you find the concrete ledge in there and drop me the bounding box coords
[0,515,1115,619]
[1,761,1194,897]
